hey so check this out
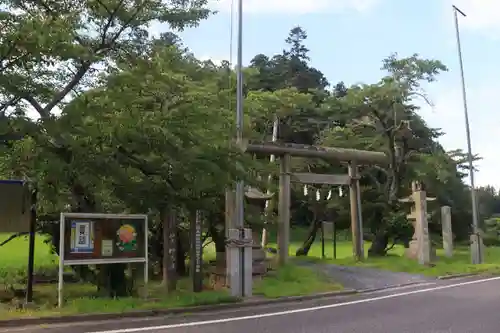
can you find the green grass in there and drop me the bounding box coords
[331,246,500,277]
[253,262,343,298]
[0,262,342,320]
[264,227,500,277]
[0,233,58,285]
[0,279,237,320]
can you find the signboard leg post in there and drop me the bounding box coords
[143,215,149,299]
[58,212,65,308]
[25,189,37,304]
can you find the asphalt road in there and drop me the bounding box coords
[3,276,500,333]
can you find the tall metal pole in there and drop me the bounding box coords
[234,0,246,295]
[453,5,482,264]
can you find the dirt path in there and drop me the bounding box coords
[302,262,435,290]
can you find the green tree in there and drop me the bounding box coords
[0,0,214,295]
[318,53,459,256]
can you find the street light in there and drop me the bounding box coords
[452,4,482,264]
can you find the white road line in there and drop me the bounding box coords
[367,281,437,293]
[87,276,500,333]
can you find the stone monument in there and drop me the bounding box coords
[399,181,436,265]
[441,206,453,258]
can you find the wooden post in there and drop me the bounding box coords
[190,210,203,292]
[333,221,337,259]
[321,221,325,259]
[278,154,291,266]
[348,162,363,261]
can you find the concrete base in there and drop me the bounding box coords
[213,245,268,290]
[209,258,272,289]
[405,240,436,262]
[470,234,485,264]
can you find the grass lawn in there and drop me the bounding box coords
[265,227,500,278]
[0,279,237,320]
[253,262,343,298]
[331,246,500,277]
[0,234,58,285]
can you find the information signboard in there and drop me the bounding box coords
[58,212,148,307]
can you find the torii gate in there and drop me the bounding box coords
[243,141,387,264]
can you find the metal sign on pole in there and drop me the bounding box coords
[0,180,31,233]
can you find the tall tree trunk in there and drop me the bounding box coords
[368,136,400,258]
[295,213,321,256]
[368,208,388,257]
[71,181,129,297]
[176,229,188,276]
[161,206,177,291]
[368,231,389,257]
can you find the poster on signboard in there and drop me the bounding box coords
[101,239,113,257]
[70,220,94,253]
[116,223,138,253]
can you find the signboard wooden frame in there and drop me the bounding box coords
[58,212,149,307]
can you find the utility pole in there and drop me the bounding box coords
[233,0,246,296]
[452,4,483,264]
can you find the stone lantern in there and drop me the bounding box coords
[399,181,437,262]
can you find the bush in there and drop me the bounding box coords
[483,238,500,247]
[484,217,500,246]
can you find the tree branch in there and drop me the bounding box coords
[0,96,20,114]
[115,146,178,191]
[0,232,28,247]
[41,61,91,116]
[23,95,47,118]
[384,238,398,253]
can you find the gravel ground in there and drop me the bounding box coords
[301,262,435,290]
